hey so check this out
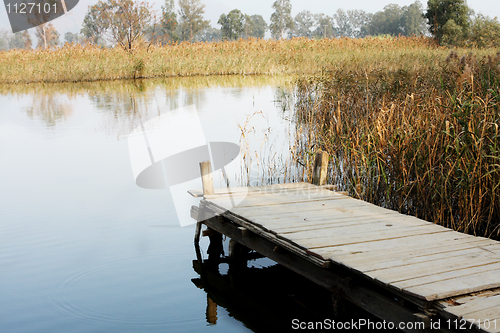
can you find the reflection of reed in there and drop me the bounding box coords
[0,75,291,96]
[25,93,73,127]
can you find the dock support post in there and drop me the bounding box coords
[229,239,250,269]
[195,161,215,244]
[331,290,345,318]
[200,161,214,196]
[312,151,329,186]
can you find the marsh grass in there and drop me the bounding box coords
[0,36,485,84]
[286,50,500,239]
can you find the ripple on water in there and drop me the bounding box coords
[49,253,199,328]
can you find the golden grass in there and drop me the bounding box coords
[286,50,500,239]
[0,36,492,84]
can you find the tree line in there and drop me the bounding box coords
[1,0,499,51]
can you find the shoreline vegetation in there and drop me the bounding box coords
[283,47,500,239]
[0,36,497,85]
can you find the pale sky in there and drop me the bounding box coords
[1,0,499,38]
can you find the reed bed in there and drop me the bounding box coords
[285,50,500,239]
[0,36,485,84]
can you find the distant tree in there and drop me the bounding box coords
[291,10,315,38]
[36,23,59,49]
[81,0,156,50]
[0,30,8,51]
[196,26,222,42]
[244,15,267,38]
[467,14,500,48]
[178,0,209,41]
[403,1,427,35]
[270,0,294,39]
[367,2,427,37]
[334,9,370,38]
[348,9,371,38]
[9,31,32,50]
[367,4,405,36]
[425,0,470,44]
[64,32,85,45]
[161,0,180,43]
[313,14,335,39]
[333,9,350,37]
[218,9,244,40]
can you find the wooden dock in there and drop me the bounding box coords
[190,159,500,333]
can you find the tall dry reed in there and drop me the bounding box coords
[0,36,478,84]
[288,50,500,239]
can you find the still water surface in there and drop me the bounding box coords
[0,76,301,333]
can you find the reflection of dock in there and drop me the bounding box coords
[191,255,352,332]
[191,155,500,333]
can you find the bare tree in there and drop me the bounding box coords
[81,0,158,50]
[178,0,209,41]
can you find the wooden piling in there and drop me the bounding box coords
[312,151,329,186]
[200,161,214,196]
[195,161,215,244]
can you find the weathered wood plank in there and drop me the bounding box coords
[332,238,497,273]
[352,244,500,273]
[188,182,319,197]
[208,191,349,209]
[373,260,500,300]
[314,232,471,259]
[443,294,500,319]
[298,225,451,249]
[242,210,405,230]
[277,219,434,240]
[227,200,399,220]
[409,268,500,300]
[394,264,500,293]
[263,213,431,233]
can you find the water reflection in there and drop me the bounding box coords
[192,241,359,333]
[24,92,73,127]
[0,75,297,333]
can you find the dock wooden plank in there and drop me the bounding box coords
[247,211,408,230]
[329,237,495,262]
[299,225,451,249]
[208,192,349,209]
[277,219,434,239]
[227,201,400,219]
[351,244,500,273]
[330,238,491,274]
[189,182,318,197]
[196,181,500,330]
[459,302,500,322]
[393,264,500,292]
[405,269,500,301]
[442,294,500,318]
[313,231,470,258]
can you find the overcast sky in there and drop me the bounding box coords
[1,0,499,38]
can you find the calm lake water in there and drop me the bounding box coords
[0,76,293,333]
[0,75,379,333]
